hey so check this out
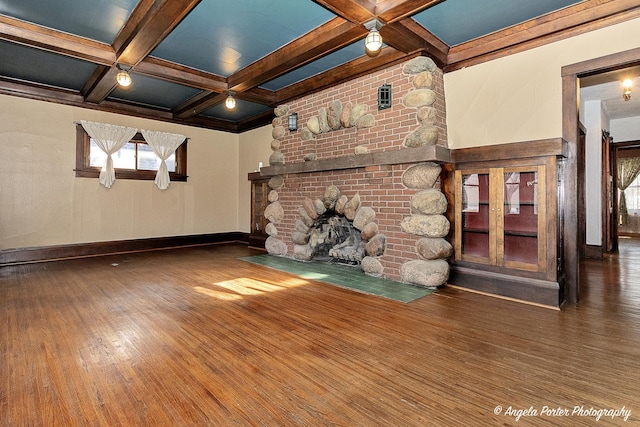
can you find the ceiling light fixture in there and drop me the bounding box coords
[623,78,632,101]
[225,91,236,110]
[116,65,132,88]
[364,18,383,57]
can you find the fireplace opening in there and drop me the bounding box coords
[308,210,365,265]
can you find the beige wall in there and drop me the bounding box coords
[237,125,273,233]
[0,95,240,250]
[444,16,640,149]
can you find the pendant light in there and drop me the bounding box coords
[225,91,236,110]
[364,19,383,57]
[116,65,132,87]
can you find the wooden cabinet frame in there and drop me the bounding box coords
[448,140,565,307]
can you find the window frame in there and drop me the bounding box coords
[75,124,188,182]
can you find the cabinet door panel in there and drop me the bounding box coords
[500,166,545,271]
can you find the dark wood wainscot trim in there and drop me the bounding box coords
[0,232,249,266]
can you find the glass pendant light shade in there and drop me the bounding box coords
[116,70,132,87]
[365,29,382,57]
[225,93,236,110]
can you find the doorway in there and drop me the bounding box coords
[562,47,640,304]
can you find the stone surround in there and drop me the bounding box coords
[260,57,452,288]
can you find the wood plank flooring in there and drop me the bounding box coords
[1,242,639,426]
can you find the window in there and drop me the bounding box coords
[75,124,187,181]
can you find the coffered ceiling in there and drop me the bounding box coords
[0,0,638,132]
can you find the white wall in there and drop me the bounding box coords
[611,116,640,142]
[237,125,273,233]
[0,95,240,250]
[583,100,606,245]
[444,17,640,149]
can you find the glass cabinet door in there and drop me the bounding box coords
[498,166,545,270]
[456,170,493,264]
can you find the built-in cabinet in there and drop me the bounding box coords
[448,140,566,307]
[248,172,269,249]
[455,165,546,272]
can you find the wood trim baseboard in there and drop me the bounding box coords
[449,265,561,308]
[0,232,249,266]
[584,244,603,259]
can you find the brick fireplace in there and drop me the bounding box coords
[259,56,452,287]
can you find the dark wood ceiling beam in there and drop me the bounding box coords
[381,19,448,67]
[311,0,376,23]
[135,57,227,91]
[446,0,640,71]
[376,0,444,24]
[82,0,202,104]
[113,0,202,66]
[227,18,365,93]
[275,48,415,104]
[81,66,120,104]
[0,15,114,65]
[173,92,226,119]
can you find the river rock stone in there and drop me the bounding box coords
[353,206,375,230]
[272,126,286,140]
[268,175,284,190]
[313,199,326,216]
[361,256,384,277]
[323,185,340,209]
[264,201,284,224]
[365,234,386,257]
[274,105,290,117]
[411,189,448,215]
[401,259,449,288]
[303,153,317,161]
[356,113,375,129]
[416,237,453,260]
[403,89,436,108]
[400,214,450,237]
[318,108,331,133]
[307,116,320,134]
[335,195,349,215]
[350,104,368,126]
[265,223,277,237]
[327,100,342,130]
[272,117,283,127]
[403,56,437,74]
[293,244,313,261]
[340,102,352,128]
[269,150,285,166]
[355,145,369,155]
[361,222,378,240]
[343,193,361,220]
[268,190,279,203]
[402,163,441,189]
[303,197,318,220]
[403,125,439,148]
[294,219,310,234]
[298,207,314,227]
[265,236,287,256]
[292,231,310,245]
[417,107,438,125]
[413,71,434,89]
[270,139,281,150]
[300,127,315,141]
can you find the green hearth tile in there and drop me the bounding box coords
[240,255,434,303]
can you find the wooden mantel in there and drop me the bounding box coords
[259,145,451,177]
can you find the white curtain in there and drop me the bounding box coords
[141,129,186,190]
[80,120,138,188]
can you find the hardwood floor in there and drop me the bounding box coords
[1,242,638,426]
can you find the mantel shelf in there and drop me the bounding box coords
[259,145,451,177]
